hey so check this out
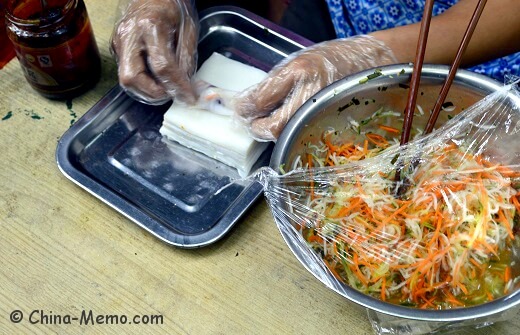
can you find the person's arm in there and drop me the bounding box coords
[235,0,520,141]
[370,0,520,66]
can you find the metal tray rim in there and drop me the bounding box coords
[56,84,267,248]
[55,7,312,248]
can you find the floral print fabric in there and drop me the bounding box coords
[324,0,519,83]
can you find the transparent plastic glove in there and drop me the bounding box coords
[235,35,397,141]
[111,0,198,105]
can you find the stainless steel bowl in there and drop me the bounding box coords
[269,64,520,323]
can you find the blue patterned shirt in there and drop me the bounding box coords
[324,0,520,83]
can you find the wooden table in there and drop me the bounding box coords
[1,1,519,334]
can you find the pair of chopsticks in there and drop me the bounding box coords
[401,0,488,143]
[395,0,487,191]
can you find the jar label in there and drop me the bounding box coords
[11,20,98,89]
[37,55,53,68]
[21,61,59,86]
[14,41,79,87]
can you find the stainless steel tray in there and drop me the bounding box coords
[56,7,311,248]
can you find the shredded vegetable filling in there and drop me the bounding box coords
[301,126,520,309]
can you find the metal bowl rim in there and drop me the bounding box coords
[270,64,520,321]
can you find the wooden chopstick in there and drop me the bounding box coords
[424,0,488,134]
[400,0,435,146]
[394,0,435,192]
[395,0,488,196]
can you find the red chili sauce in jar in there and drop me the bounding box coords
[0,0,16,69]
[5,0,101,99]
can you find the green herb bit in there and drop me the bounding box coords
[360,69,383,83]
[278,164,286,174]
[30,111,43,120]
[372,107,384,118]
[399,301,416,307]
[1,111,13,121]
[360,117,372,126]
[367,69,383,80]
[422,222,435,230]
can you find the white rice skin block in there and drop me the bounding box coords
[192,52,268,92]
[160,52,269,177]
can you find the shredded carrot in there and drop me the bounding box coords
[378,124,400,134]
[308,234,323,244]
[303,124,518,310]
[381,277,386,302]
[505,266,512,283]
[324,259,342,280]
[204,93,219,101]
[365,133,389,147]
[512,194,520,212]
[331,197,363,218]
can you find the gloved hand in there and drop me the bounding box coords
[111,0,199,105]
[235,35,397,141]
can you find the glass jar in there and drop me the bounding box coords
[5,0,101,99]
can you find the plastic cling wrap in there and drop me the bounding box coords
[254,82,520,334]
